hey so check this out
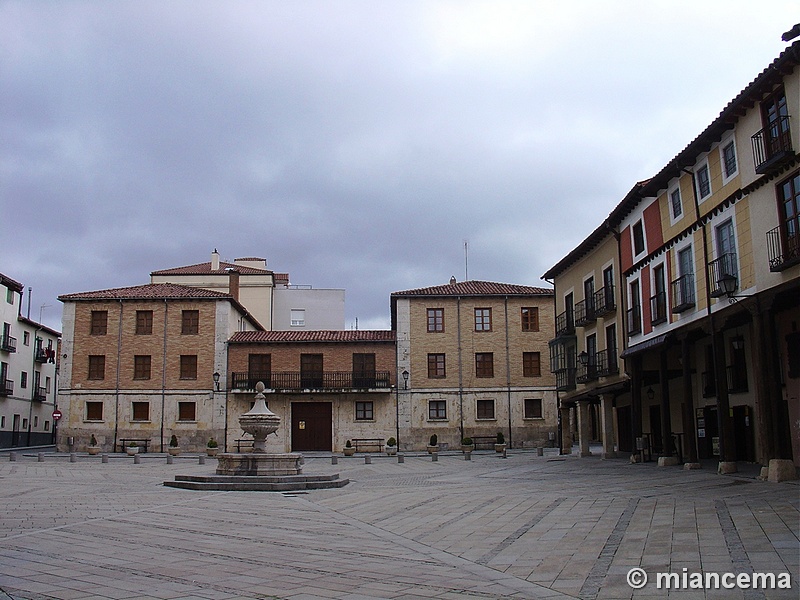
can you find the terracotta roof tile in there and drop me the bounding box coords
[59,283,235,301]
[229,330,396,344]
[150,261,271,276]
[1,272,24,293]
[391,280,553,297]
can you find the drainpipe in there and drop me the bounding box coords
[26,326,43,447]
[113,300,123,453]
[504,297,513,448]
[161,300,168,453]
[457,297,464,443]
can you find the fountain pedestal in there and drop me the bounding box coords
[215,452,302,476]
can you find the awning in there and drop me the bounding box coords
[619,333,672,359]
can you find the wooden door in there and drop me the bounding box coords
[291,402,332,451]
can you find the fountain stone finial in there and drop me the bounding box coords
[238,381,280,453]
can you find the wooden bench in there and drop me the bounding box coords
[119,438,150,453]
[470,436,497,450]
[235,439,255,452]
[351,438,384,452]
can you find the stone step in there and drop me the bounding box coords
[164,473,348,491]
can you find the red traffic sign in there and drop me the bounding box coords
[52,409,62,421]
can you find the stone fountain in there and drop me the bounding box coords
[164,382,347,491]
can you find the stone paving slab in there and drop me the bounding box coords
[0,451,797,599]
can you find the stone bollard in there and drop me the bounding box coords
[331,456,338,465]
[166,455,173,465]
[431,452,438,462]
[9,451,16,462]
[464,451,471,461]
[397,454,404,464]
[38,452,44,462]
[134,454,141,464]
[537,447,544,457]
[101,454,109,463]
[365,456,372,464]
[70,453,77,463]
[501,449,507,459]
[199,455,205,465]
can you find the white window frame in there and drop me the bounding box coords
[475,398,496,421]
[290,309,305,327]
[668,183,683,224]
[720,136,738,185]
[695,161,712,201]
[632,219,646,259]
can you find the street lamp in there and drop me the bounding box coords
[402,369,409,390]
[577,351,589,366]
[213,371,220,391]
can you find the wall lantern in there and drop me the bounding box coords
[212,371,221,391]
[402,369,409,390]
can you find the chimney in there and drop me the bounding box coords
[227,268,240,302]
[449,276,457,285]
[211,249,220,271]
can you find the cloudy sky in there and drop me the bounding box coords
[2,1,797,332]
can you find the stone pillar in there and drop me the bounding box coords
[599,394,616,459]
[577,400,592,457]
[630,355,643,462]
[713,330,737,474]
[560,405,573,455]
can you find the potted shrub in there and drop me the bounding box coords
[168,434,180,456]
[126,441,139,456]
[206,437,219,457]
[343,440,356,456]
[385,437,398,456]
[427,433,439,454]
[495,432,507,453]
[460,437,474,453]
[87,434,100,455]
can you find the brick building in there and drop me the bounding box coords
[391,280,558,451]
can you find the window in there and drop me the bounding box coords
[86,401,103,421]
[651,264,667,325]
[476,399,495,420]
[475,352,494,377]
[722,141,737,179]
[696,164,711,199]
[178,402,196,421]
[777,172,800,265]
[45,376,51,393]
[524,398,543,419]
[355,401,373,421]
[290,309,305,327]
[180,355,197,380]
[352,353,376,387]
[300,354,323,388]
[5,288,12,304]
[474,308,492,331]
[181,310,199,334]
[135,310,153,335]
[523,352,541,377]
[88,355,105,380]
[427,353,446,378]
[428,400,446,419]
[632,220,645,256]
[521,307,539,331]
[44,420,49,431]
[427,308,444,332]
[670,187,682,220]
[20,371,27,389]
[23,331,30,346]
[628,281,642,335]
[132,402,150,421]
[249,353,271,377]
[90,311,108,335]
[134,355,151,380]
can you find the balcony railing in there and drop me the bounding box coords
[593,285,616,316]
[574,298,596,327]
[671,274,695,313]
[0,379,13,396]
[231,371,392,391]
[595,349,619,377]
[555,310,575,337]
[576,361,598,384]
[627,305,642,335]
[752,115,793,174]
[34,348,48,363]
[650,292,667,326]
[555,368,576,392]
[767,226,800,272]
[33,387,47,401]
[727,365,748,394]
[0,335,17,353]
[708,252,738,298]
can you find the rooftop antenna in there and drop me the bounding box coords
[464,239,469,281]
[26,287,32,319]
[39,303,51,324]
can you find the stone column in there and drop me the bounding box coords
[560,405,573,455]
[577,400,592,457]
[599,394,616,459]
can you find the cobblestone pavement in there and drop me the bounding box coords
[0,450,797,600]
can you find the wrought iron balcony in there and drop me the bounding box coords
[0,379,12,396]
[708,252,738,298]
[752,115,793,175]
[767,226,800,272]
[555,368,576,392]
[231,371,392,392]
[555,310,575,337]
[627,305,642,335]
[574,298,596,327]
[595,349,619,377]
[576,361,598,384]
[671,274,695,313]
[34,348,48,363]
[0,335,17,353]
[650,292,667,326]
[593,285,616,316]
[33,387,47,401]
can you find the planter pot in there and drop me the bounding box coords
[206,448,219,457]
[343,447,356,456]
[427,445,439,454]
[87,446,100,455]
[461,445,474,453]
[495,444,507,453]
[168,447,180,456]
[385,446,397,456]
[126,446,139,456]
